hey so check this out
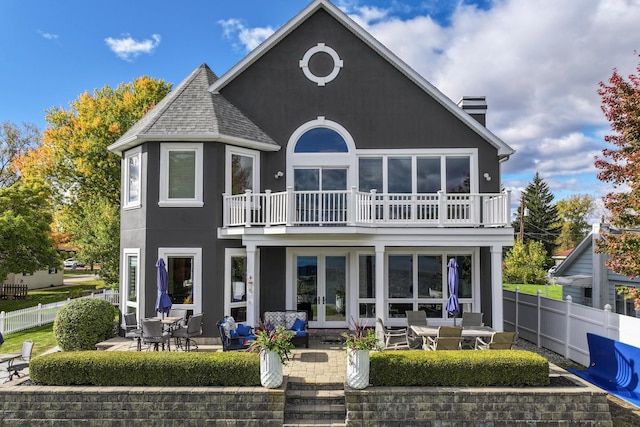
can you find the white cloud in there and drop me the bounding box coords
[218,19,274,52]
[348,0,640,200]
[38,30,59,40]
[105,34,161,62]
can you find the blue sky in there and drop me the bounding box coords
[1,0,639,219]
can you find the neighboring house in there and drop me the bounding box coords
[108,0,515,338]
[550,223,640,317]
[3,268,63,290]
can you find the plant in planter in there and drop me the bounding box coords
[342,318,380,389]
[248,323,295,388]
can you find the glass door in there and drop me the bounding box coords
[294,168,347,224]
[296,254,348,328]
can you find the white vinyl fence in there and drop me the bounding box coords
[503,288,640,367]
[0,289,119,335]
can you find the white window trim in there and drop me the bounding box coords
[225,145,260,195]
[124,147,142,209]
[122,248,140,313]
[224,248,248,320]
[159,142,204,207]
[287,117,356,188]
[158,247,202,314]
[357,148,478,194]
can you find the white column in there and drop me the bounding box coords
[490,245,504,331]
[375,244,385,334]
[246,244,257,326]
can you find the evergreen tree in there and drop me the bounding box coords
[512,172,561,266]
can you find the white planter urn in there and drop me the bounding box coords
[260,350,283,389]
[346,348,370,389]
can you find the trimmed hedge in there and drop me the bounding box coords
[53,298,119,351]
[30,351,260,386]
[370,349,549,386]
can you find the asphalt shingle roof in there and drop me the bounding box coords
[109,63,278,154]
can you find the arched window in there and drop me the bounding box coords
[294,128,348,153]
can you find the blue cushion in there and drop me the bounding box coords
[291,318,307,332]
[294,331,307,337]
[229,329,239,338]
[246,333,256,341]
[237,324,252,336]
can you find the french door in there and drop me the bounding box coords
[295,253,348,328]
[293,168,348,224]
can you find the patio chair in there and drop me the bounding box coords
[462,312,484,327]
[141,319,171,351]
[461,312,484,348]
[217,318,251,351]
[406,310,428,349]
[475,331,517,350]
[168,309,188,328]
[4,340,34,382]
[124,312,142,351]
[173,313,203,352]
[376,318,410,350]
[425,326,463,350]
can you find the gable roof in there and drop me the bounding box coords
[208,0,515,160]
[551,230,594,277]
[108,64,279,155]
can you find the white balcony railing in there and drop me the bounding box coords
[223,188,511,228]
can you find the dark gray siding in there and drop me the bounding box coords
[260,247,287,313]
[221,9,501,194]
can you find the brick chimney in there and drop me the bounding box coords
[457,96,487,126]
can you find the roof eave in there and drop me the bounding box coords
[107,134,281,156]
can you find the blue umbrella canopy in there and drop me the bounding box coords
[446,258,460,325]
[156,258,172,315]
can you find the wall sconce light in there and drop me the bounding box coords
[274,171,284,179]
[483,172,492,181]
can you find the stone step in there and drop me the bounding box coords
[284,403,346,421]
[287,381,344,390]
[283,419,347,427]
[286,389,345,406]
[284,381,346,424]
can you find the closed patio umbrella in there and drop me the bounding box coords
[446,258,460,326]
[156,258,172,317]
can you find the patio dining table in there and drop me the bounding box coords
[150,316,183,333]
[409,325,495,350]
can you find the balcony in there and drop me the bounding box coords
[223,188,511,229]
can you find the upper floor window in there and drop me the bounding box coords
[124,148,141,209]
[358,152,474,194]
[226,146,259,195]
[159,143,203,207]
[294,128,348,153]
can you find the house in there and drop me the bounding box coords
[108,0,515,339]
[550,223,640,316]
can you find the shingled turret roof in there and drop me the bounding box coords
[108,63,279,155]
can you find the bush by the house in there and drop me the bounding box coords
[53,298,119,351]
[29,351,260,386]
[370,350,549,386]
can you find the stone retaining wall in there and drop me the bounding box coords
[0,386,285,427]
[345,381,613,426]
[0,377,612,426]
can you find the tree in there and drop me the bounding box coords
[595,55,640,310]
[512,172,562,266]
[503,239,549,285]
[16,76,172,284]
[555,194,595,251]
[0,121,41,187]
[0,181,59,281]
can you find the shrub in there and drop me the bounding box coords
[30,351,260,386]
[53,298,119,351]
[369,350,549,386]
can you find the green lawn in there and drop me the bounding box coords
[503,283,563,300]
[0,283,103,312]
[1,324,57,357]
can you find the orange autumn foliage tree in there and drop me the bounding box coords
[17,76,172,284]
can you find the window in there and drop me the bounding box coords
[226,146,259,195]
[225,249,248,322]
[123,248,140,314]
[357,255,376,318]
[124,148,141,208]
[294,128,348,153]
[386,251,476,320]
[159,143,203,207]
[358,152,474,194]
[158,247,202,314]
